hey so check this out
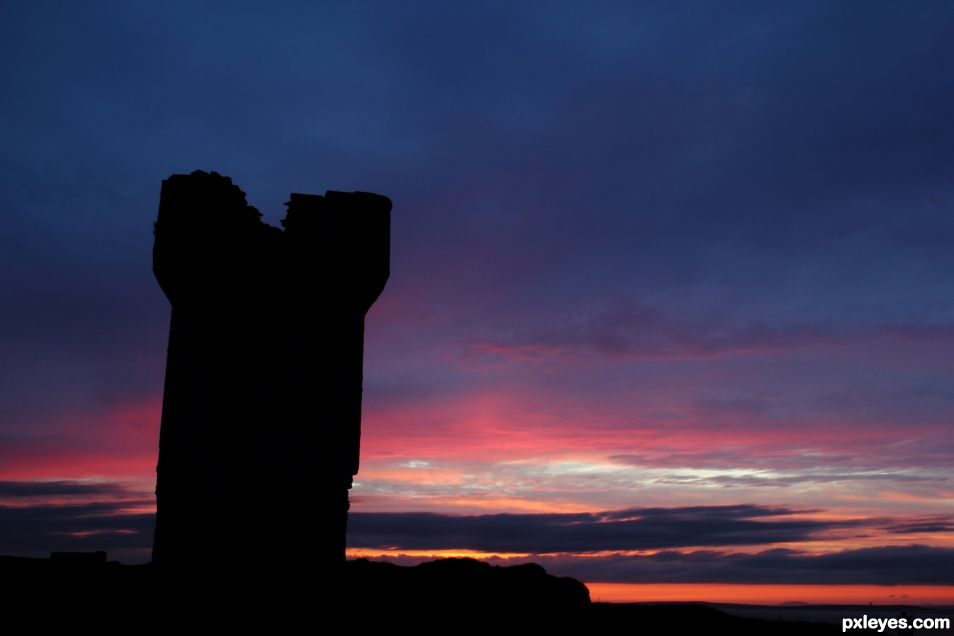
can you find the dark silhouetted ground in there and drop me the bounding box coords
[0,554,861,632]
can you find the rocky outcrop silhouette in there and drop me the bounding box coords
[151,170,390,581]
[346,557,591,611]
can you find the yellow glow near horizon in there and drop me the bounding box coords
[347,547,533,560]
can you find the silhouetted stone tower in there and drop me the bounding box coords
[151,170,389,580]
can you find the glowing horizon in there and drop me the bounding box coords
[586,583,954,606]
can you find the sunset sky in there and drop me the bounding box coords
[2,1,953,604]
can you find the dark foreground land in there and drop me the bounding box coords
[3,554,941,633]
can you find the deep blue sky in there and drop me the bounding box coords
[1,2,953,590]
